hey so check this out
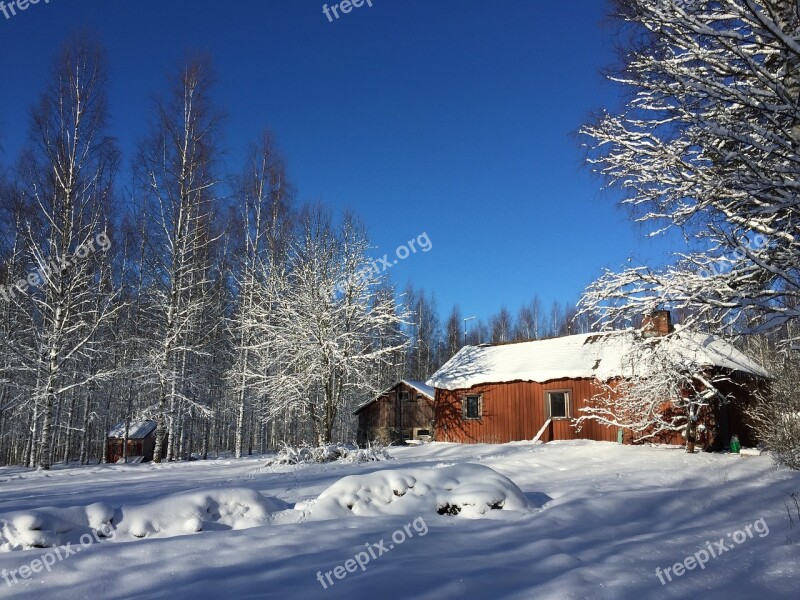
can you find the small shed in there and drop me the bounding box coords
[354,380,435,445]
[106,420,158,463]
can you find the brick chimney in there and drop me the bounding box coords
[642,310,672,337]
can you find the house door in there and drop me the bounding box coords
[395,393,402,430]
[718,402,731,448]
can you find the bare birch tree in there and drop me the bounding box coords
[13,35,120,469]
[137,56,222,463]
[228,132,293,458]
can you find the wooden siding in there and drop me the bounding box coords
[106,435,156,463]
[356,382,435,445]
[434,373,763,447]
[434,378,618,444]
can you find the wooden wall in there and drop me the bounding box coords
[434,374,762,447]
[106,435,156,463]
[356,382,435,445]
[434,378,618,444]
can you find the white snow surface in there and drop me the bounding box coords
[299,463,534,520]
[427,328,769,390]
[0,441,798,599]
[0,488,287,551]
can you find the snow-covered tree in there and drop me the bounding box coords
[580,0,800,347]
[255,207,408,445]
[228,132,293,458]
[576,329,734,452]
[0,185,40,466]
[13,35,120,469]
[137,56,221,463]
[745,326,800,467]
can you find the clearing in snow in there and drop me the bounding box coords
[0,440,798,599]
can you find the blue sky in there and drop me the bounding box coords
[0,0,679,322]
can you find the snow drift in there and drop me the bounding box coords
[0,502,114,552]
[300,463,535,520]
[113,487,288,540]
[0,487,288,551]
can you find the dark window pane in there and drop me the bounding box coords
[465,396,479,419]
[549,392,567,418]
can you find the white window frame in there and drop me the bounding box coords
[546,390,571,420]
[399,390,410,402]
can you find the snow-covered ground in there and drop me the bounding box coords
[1,441,798,599]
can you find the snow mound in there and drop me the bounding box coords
[114,487,287,540]
[301,463,534,520]
[0,488,288,551]
[0,503,114,552]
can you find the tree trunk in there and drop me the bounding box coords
[685,406,698,454]
[38,376,57,470]
[78,368,94,465]
[152,388,167,463]
[62,391,77,464]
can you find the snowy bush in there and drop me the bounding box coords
[748,347,800,470]
[0,488,288,550]
[0,503,114,551]
[300,463,534,520]
[752,394,800,470]
[114,488,286,539]
[266,442,391,466]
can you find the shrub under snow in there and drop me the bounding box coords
[299,463,534,520]
[266,442,391,466]
[0,502,114,551]
[0,488,288,551]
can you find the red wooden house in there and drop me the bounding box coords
[427,312,768,449]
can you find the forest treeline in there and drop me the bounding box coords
[0,36,589,468]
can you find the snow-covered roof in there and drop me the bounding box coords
[426,329,769,391]
[400,380,435,400]
[107,420,157,440]
[353,380,436,414]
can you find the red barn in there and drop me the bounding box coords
[427,314,767,449]
[106,420,158,463]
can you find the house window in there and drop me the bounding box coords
[546,390,571,419]
[463,394,481,420]
[399,391,409,402]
